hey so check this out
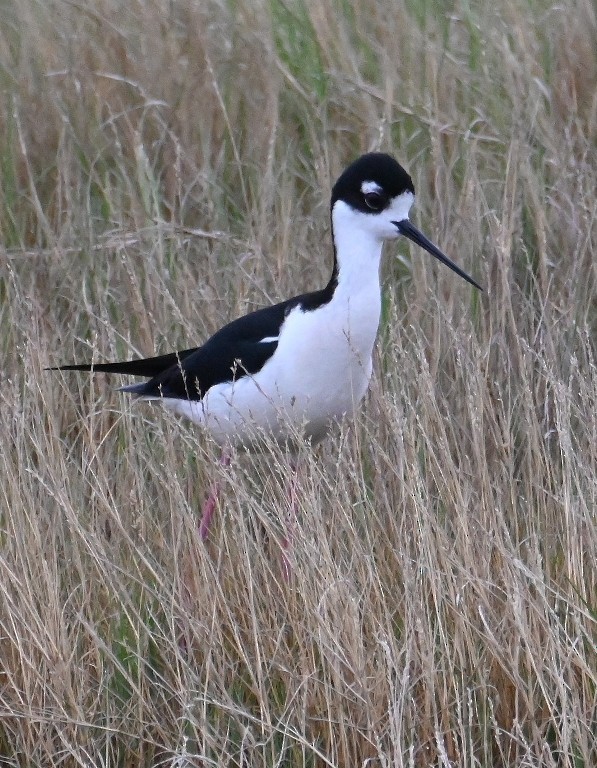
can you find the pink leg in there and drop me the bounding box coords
[280,460,299,579]
[199,451,231,541]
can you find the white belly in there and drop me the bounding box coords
[164,294,381,447]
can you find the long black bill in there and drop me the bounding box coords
[393,219,482,291]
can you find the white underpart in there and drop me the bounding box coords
[162,191,415,447]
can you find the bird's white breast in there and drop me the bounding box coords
[167,202,387,446]
[166,284,382,446]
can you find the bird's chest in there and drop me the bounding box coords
[268,292,381,413]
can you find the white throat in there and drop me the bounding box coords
[331,201,384,298]
[317,200,387,379]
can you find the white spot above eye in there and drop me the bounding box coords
[361,181,382,195]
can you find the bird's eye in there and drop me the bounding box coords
[364,191,384,211]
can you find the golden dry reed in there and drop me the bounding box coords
[0,1,595,765]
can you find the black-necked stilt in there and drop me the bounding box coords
[52,153,481,544]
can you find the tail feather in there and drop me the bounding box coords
[47,348,197,378]
[118,381,153,395]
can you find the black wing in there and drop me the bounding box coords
[51,284,336,400]
[127,337,278,399]
[51,294,310,400]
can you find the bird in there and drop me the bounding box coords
[51,152,481,545]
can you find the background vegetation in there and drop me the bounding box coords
[0,0,595,765]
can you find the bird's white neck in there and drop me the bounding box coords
[330,201,384,302]
[320,200,385,364]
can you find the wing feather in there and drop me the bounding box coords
[51,295,303,399]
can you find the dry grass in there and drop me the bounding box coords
[1,0,596,765]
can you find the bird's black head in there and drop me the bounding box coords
[331,152,415,214]
[330,152,482,291]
